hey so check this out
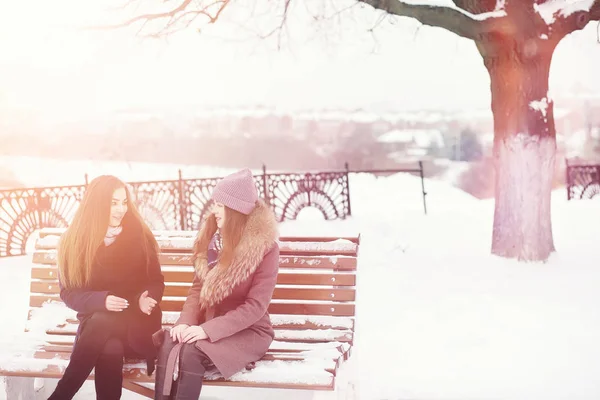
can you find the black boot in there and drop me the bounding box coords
[170,344,211,400]
[154,330,181,400]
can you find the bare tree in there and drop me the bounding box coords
[113,0,600,262]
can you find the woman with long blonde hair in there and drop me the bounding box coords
[153,169,279,399]
[49,175,164,400]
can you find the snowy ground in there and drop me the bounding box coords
[1,173,600,399]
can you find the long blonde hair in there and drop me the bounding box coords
[58,175,158,288]
[194,205,249,267]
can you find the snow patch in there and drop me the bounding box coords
[36,235,60,248]
[270,315,354,329]
[26,302,76,336]
[279,240,357,253]
[275,329,352,341]
[535,0,595,25]
[0,354,69,373]
[530,97,550,118]
[227,359,333,385]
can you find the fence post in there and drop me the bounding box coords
[262,164,270,205]
[34,188,43,241]
[84,174,89,187]
[177,169,186,230]
[345,162,352,217]
[419,161,427,215]
[565,159,571,201]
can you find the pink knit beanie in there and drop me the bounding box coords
[212,169,258,215]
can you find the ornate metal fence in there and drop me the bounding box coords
[0,163,426,257]
[566,160,600,200]
[0,185,86,257]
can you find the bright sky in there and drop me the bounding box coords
[0,0,598,123]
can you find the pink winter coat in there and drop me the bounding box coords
[175,200,279,378]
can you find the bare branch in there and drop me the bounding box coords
[356,0,513,40]
[591,0,600,21]
[209,1,232,23]
[257,0,293,49]
[321,0,360,22]
[546,0,600,40]
[105,0,523,44]
[358,0,477,39]
[368,9,387,32]
[114,0,195,28]
[95,0,230,35]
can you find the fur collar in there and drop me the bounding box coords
[193,200,278,308]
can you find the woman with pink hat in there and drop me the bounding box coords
[153,168,280,399]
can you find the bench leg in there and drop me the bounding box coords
[336,361,358,400]
[311,356,358,400]
[4,376,38,400]
[3,377,52,400]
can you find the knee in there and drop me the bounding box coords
[87,312,117,327]
[179,344,210,371]
[157,331,178,358]
[179,343,198,359]
[101,338,124,358]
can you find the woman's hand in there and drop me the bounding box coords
[181,326,208,343]
[105,295,128,312]
[170,324,190,343]
[138,290,158,315]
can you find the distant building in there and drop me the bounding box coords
[377,128,445,162]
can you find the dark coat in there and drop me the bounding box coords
[59,221,165,361]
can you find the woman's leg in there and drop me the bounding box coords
[95,337,125,400]
[171,343,212,400]
[48,313,118,400]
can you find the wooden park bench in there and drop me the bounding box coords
[0,227,360,399]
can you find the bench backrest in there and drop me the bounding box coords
[29,228,359,345]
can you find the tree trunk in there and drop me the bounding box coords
[484,42,557,262]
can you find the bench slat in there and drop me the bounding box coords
[46,323,353,343]
[43,340,349,354]
[280,256,356,270]
[51,313,355,331]
[29,296,355,316]
[275,272,355,286]
[30,282,356,302]
[157,242,357,257]
[36,237,358,257]
[32,252,357,270]
[30,267,357,286]
[33,350,342,365]
[163,300,356,316]
[0,362,337,391]
[38,228,359,243]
